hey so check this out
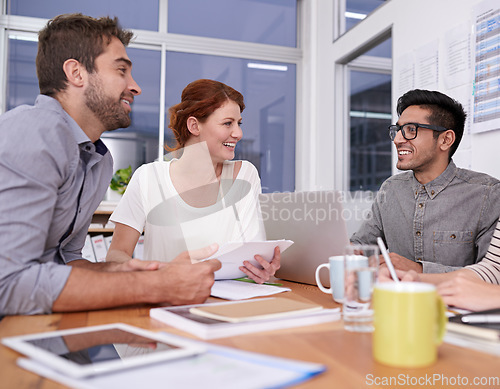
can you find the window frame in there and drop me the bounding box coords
[329,0,393,191]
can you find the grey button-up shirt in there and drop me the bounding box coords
[351,161,500,273]
[0,95,113,315]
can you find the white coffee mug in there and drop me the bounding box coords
[315,255,367,303]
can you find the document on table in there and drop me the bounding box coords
[17,332,325,389]
[211,280,291,300]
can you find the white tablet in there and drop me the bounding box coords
[2,323,205,378]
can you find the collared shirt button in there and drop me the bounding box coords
[416,231,421,236]
[418,203,423,208]
[431,190,435,195]
[450,234,456,239]
[417,258,422,261]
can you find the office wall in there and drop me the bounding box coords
[316,0,500,191]
[389,0,499,179]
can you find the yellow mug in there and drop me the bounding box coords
[373,282,446,368]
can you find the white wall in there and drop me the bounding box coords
[296,0,337,191]
[307,0,500,192]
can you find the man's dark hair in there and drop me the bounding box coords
[36,13,133,96]
[396,89,467,159]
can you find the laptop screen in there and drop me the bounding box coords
[259,191,349,286]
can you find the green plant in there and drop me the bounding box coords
[109,165,132,195]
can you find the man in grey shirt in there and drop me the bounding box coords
[351,89,500,273]
[0,14,220,316]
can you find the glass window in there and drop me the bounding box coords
[7,0,159,31]
[6,37,297,193]
[349,71,392,191]
[164,52,296,192]
[345,0,387,32]
[364,38,391,59]
[6,36,161,173]
[7,37,38,110]
[168,0,297,47]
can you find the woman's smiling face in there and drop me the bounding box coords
[196,99,243,163]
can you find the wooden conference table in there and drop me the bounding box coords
[0,280,499,389]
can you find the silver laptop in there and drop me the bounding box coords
[259,191,349,287]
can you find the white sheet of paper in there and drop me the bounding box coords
[211,280,291,300]
[203,240,293,280]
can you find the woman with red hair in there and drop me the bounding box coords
[107,79,280,284]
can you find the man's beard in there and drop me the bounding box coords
[84,74,132,132]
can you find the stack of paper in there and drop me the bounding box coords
[447,308,500,341]
[445,308,500,356]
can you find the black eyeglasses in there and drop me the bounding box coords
[388,123,450,141]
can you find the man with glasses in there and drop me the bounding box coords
[351,89,500,274]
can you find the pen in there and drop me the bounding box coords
[376,237,400,283]
[461,314,500,324]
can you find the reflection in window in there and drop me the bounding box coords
[165,52,296,192]
[349,71,391,191]
[7,0,159,31]
[168,0,297,47]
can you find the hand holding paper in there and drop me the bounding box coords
[202,240,293,280]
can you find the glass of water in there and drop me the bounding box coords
[343,244,379,332]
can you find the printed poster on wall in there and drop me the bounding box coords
[472,0,500,133]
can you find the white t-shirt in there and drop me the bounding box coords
[110,160,265,262]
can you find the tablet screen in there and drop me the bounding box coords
[26,328,179,366]
[2,323,204,378]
